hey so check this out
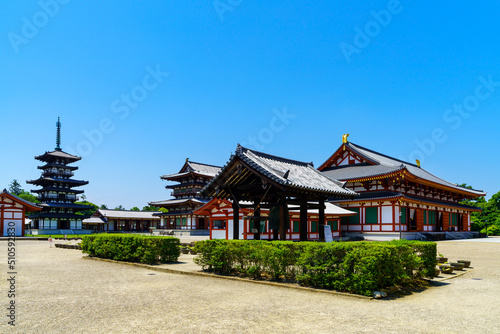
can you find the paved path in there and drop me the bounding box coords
[1,239,499,333]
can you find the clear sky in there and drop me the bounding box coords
[1,1,499,209]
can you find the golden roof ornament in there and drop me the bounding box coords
[342,134,349,144]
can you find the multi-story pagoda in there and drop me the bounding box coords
[27,118,91,232]
[149,159,221,230]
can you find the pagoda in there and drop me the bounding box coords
[27,118,92,232]
[149,159,221,230]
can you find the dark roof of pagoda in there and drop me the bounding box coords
[39,202,93,210]
[321,142,486,196]
[37,163,79,171]
[27,177,89,186]
[1,189,41,211]
[30,187,84,194]
[202,145,358,199]
[34,150,81,163]
[28,212,89,219]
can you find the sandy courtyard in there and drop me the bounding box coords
[1,238,499,333]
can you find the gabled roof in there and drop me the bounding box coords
[161,160,222,180]
[0,189,41,211]
[320,142,486,197]
[202,145,358,199]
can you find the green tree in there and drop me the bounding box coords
[130,206,140,211]
[142,205,161,211]
[8,179,23,195]
[461,185,500,235]
[115,205,125,211]
[18,191,40,204]
[100,204,108,209]
[75,199,99,217]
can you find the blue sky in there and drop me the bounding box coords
[1,1,499,209]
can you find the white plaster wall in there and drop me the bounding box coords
[381,225,393,231]
[381,206,393,224]
[3,219,23,236]
[14,212,23,219]
[227,219,233,240]
[212,230,226,239]
[108,221,114,231]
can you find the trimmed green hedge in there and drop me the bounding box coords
[82,234,180,264]
[194,240,436,296]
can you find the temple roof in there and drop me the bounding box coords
[39,202,93,210]
[34,150,81,163]
[321,142,486,197]
[28,212,87,219]
[148,198,208,207]
[27,177,89,187]
[202,145,358,199]
[95,209,161,220]
[161,160,221,180]
[0,189,41,211]
[329,191,483,211]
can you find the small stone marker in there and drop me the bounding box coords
[373,291,387,299]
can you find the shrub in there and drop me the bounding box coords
[82,234,180,264]
[194,239,436,296]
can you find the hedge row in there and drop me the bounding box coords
[194,240,436,296]
[82,234,180,264]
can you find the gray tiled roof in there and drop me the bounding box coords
[203,145,358,198]
[83,217,106,224]
[148,198,207,206]
[35,150,81,161]
[97,209,161,220]
[329,191,482,211]
[161,161,222,179]
[323,142,485,196]
[185,161,221,177]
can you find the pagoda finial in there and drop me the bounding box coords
[55,117,62,151]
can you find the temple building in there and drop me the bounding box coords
[27,118,92,234]
[1,189,41,237]
[194,198,355,240]
[83,209,161,232]
[318,135,486,239]
[200,145,358,241]
[149,159,221,231]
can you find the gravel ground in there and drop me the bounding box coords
[1,238,499,333]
